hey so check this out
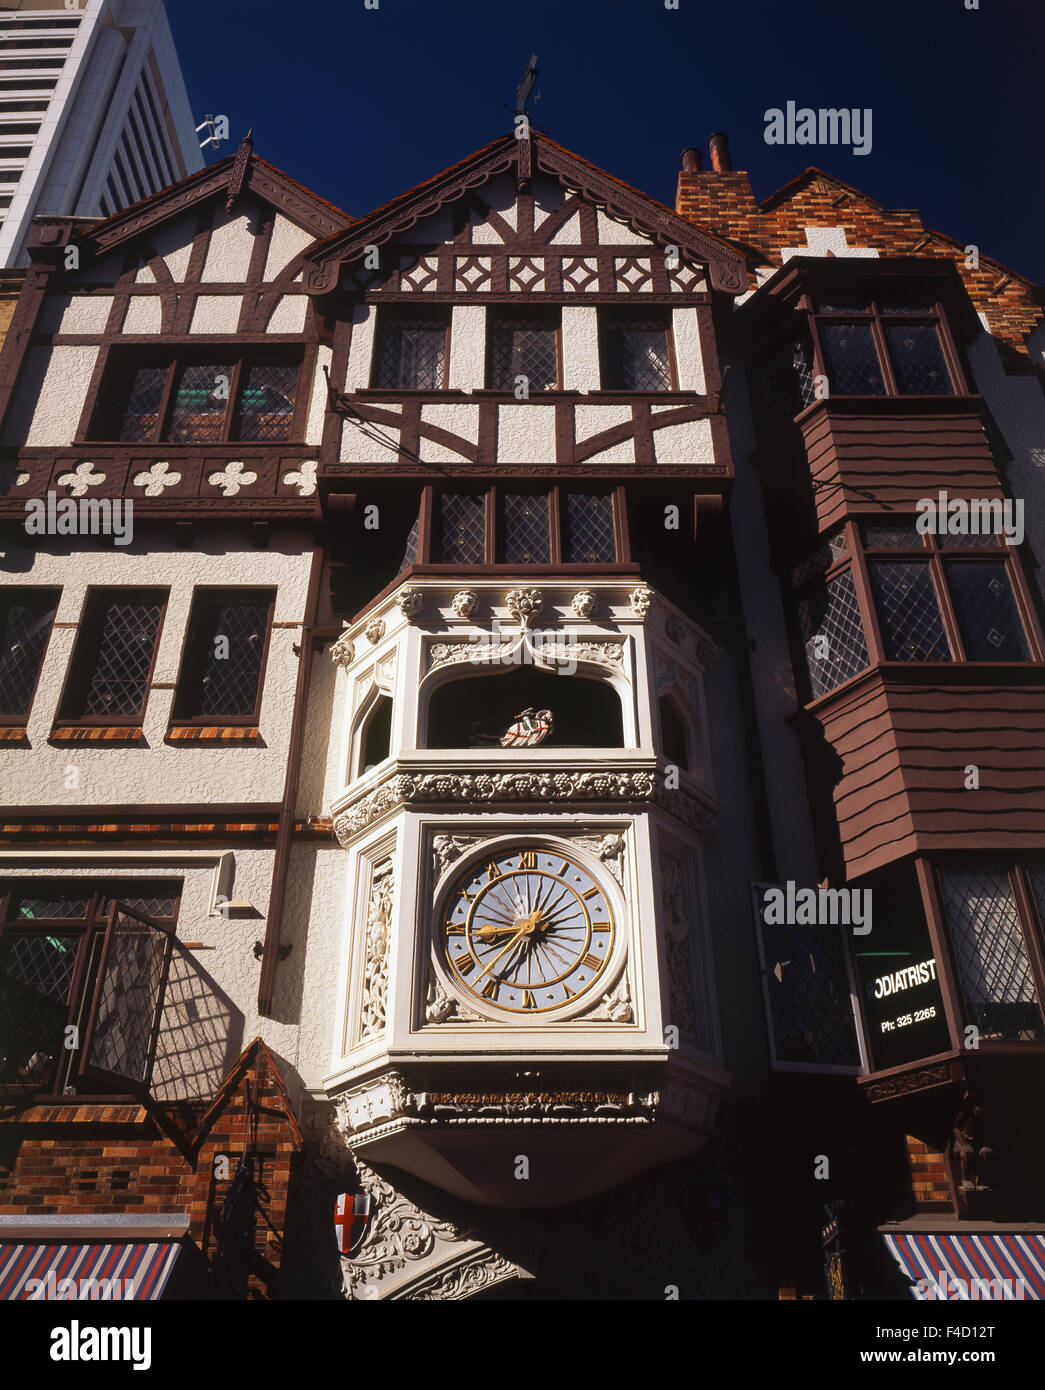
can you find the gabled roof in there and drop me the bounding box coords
[192,1036,303,1152]
[303,133,747,295]
[32,135,353,262]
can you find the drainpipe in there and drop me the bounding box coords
[258,544,324,1016]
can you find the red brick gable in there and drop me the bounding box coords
[677,165,1042,367]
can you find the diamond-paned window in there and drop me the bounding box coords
[237,362,298,442]
[939,530,1002,550]
[883,323,954,395]
[499,493,550,563]
[798,569,870,697]
[0,931,81,1085]
[602,315,673,391]
[60,590,166,720]
[759,334,816,417]
[861,523,923,550]
[819,322,886,395]
[939,868,1044,1041]
[868,562,952,662]
[174,590,273,719]
[564,492,616,563]
[944,561,1030,661]
[0,588,59,717]
[86,906,171,1087]
[14,892,90,919]
[489,314,558,391]
[373,315,447,389]
[437,493,486,564]
[399,514,420,570]
[166,360,236,443]
[117,364,167,443]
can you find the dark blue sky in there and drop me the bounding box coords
[169,0,1044,280]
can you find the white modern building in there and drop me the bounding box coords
[0,0,201,265]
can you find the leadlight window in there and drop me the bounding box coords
[0,882,180,1093]
[96,351,301,444]
[498,493,551,564]
[938,867,1045,1042]
[601,313,673,390]
[809,298,958,397]
[436,492,486,565]
[564,492,615,563]
[867,562,952,662]
[795,541,871,697]
[372,312,448,389]
[488,311,559,391]
[173,589,274,721]
[0,587,59,718]
[58,589,166,722]
[431,489,619,565]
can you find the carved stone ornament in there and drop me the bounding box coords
[330,632,355,669]
[450,589,478,619]
[431,834,485,877]
[359,859,394,1040]
[427,633,624,674]
[425,978,484,1025]
[428,635,522,672]
[660,852,698,1037]
[570,832,626,885]
[396,588,423,620]
[629,586,654,620]
[505,588,543,628]
[586,969,634,1023]
[696,637,720,667]
[364,617,386,645]
[334,769,717,844]
[665,616,685,644]
[571,589,598,619]
[409,1251,517,1301]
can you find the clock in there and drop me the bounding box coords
[439,845,617,1015]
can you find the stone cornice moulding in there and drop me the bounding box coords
[331,764,719,844]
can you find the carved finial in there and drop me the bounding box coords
[225,129,254,213]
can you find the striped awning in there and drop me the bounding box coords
[0,1242,181,1301]
[884,1231,1045,1301]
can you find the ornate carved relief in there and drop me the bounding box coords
[432,834,485,876]
[359,859,394,1040]
[505,588,542,627]
[629,586,653,619]
[364,617,386,645]
[428,635,521,671]
[426,633,624,674]
[660,851,697,1037]
[586,968,633,1023]
[425,979,484,1025]
[570,590,598,619]
[406,1251,517,1301]
[450,589,478,618]
[570,831,626,885]
[396,588,423,619]
[330,632,355,670]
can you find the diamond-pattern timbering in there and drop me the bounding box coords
[77,597,164,717]
[118,364,167,443]
[939,868,1044,1041]
[868,562,951,662]
[564,492,615,562]
[560,257,599,292]
[798,569,870,697]
[883,323,954,395]
[453,256,492,291]
[0,589,58,717]
[342,266,383,293]
[398,255,439,291]
[374,317,447,390]
[819,322,886,395]
[167,361,236,444]
[489,315,557,390]
[508,257,546,292]
[613,257,653,292]
[181,593,269,717]
[0,931,80,1084]
[944,561,1030,661]
[667,261,704,292]
[238,362,298,442]
[498,493,550,563]
[437,492,485,564]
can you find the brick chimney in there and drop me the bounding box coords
[675,131,759,248]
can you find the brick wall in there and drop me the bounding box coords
[905,1133,952,1207]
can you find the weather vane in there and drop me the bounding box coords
[514,53,539,117]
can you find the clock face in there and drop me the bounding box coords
[440,846,617,1015]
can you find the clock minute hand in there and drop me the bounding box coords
[471,920,531,984]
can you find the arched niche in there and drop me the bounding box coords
[350,684,394,779]
[424,664,625,750]
[658,692,691,773]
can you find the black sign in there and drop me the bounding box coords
[853,906,949,1069]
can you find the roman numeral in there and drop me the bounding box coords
[481,979,499,1001]
[559,860,571,877]
[562,983,575,1000]
[582,952,601,970]
[445,923,465,936]
[456,952,477,976]
[582,887,600,900]
[522,989,537,1010]
[486,861,502,881]
[520,851,537,870]
[592,924,611,932]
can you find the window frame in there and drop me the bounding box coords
[55,587,168,727]
[801,292,967,399]
[598,307,678,392]
[486,305,563,393]
[424,484,625,569]
[370,306,451,391]
[86,346,308,446]
[0,881,180,1097]
[0,585,61,726]
[170,587,276,727]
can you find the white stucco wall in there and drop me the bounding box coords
[2,345,99,448]
[561,306,600,391]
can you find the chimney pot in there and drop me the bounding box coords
[709,132,732,173]
[680,147,703,172]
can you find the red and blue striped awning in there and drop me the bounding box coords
[884,1231,1045,1301]
[0,1241,181,1301]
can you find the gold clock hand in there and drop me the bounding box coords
[471,910,546,982]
